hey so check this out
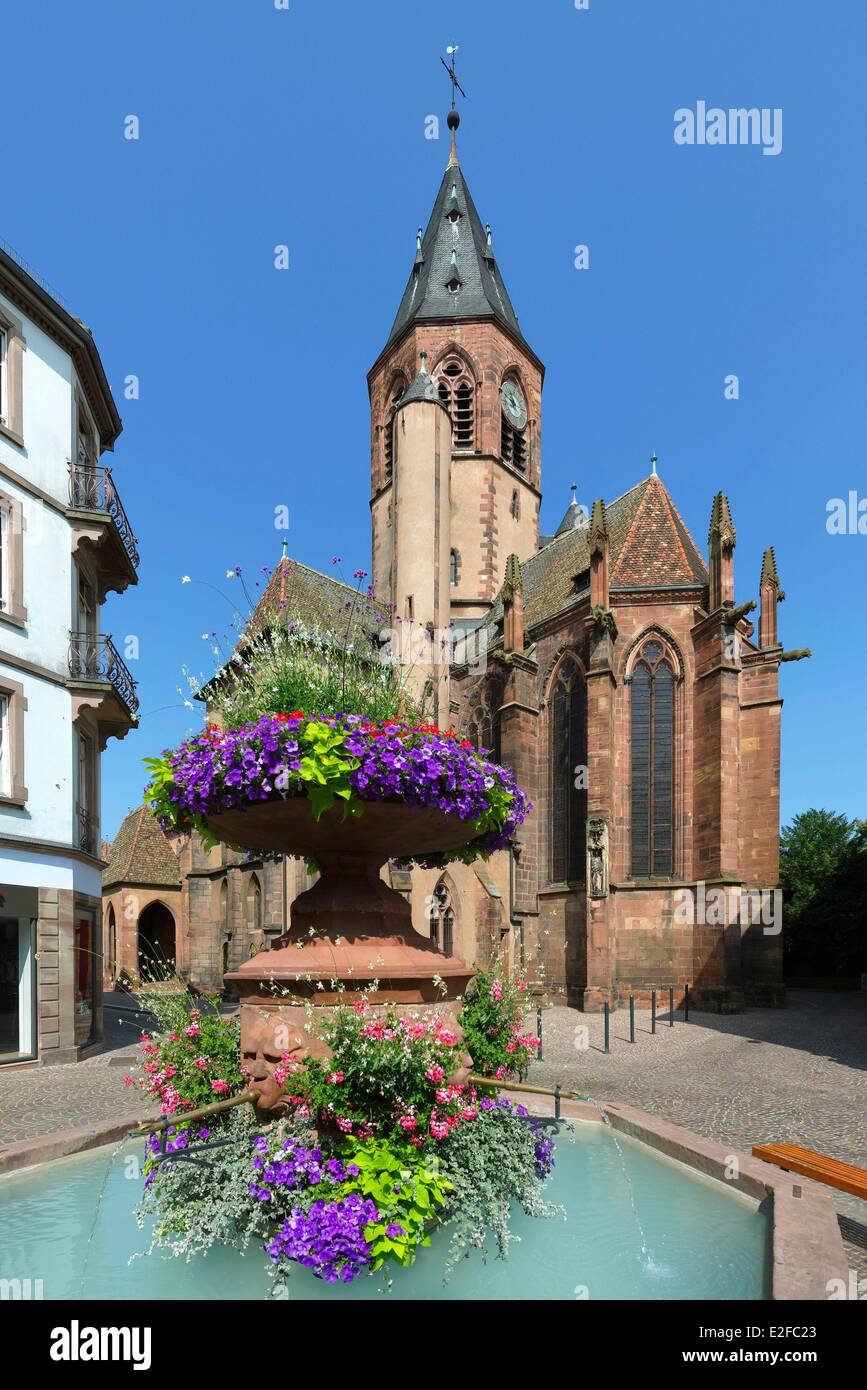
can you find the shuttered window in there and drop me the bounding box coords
[630,645,675,877]
[549,659,587,883]
[383,378,406,483]
[437,358,475,449]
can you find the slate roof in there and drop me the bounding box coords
[488,474,708,634]
[383,151,527,355]
[103,805,180,889]
[244,556,384,645]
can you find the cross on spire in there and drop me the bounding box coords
[440,45,467,110]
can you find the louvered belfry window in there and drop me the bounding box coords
[630,641,675,877]
[383,377,406,483]
[437,358,474,449]
[549,658,587,883]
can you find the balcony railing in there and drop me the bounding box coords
[76,801,99,857]
[68,463,140,570]
[68,631,140,716]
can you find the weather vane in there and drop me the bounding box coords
[440,44,467,110]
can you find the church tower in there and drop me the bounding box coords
[368,105,544,640]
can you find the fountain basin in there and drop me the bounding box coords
[0,1100,845,1301]
[0,1123,766,1300]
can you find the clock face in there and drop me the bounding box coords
[500,379,528,431]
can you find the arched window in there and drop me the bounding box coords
[220,878,228,932]
[630,640,675,877]
[510,488,520,520]
[430,880,455,957]
[467,698,499,760]
[549,656,587,883]
[501,375,527,472]
[383,376,406,484]
[246,875,263,938]
[450,548,459,586]
[436,357,475,449]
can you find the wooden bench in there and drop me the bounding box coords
[752,1143,867,1200]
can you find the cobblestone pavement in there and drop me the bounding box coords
[1,988,864,1282]
[0,994,156,1147]
[521,988,867,1277]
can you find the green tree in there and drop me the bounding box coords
[780,809,866,979]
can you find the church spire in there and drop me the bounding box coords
[381,52,527,358]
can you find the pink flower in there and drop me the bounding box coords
[505,1042,516,1054]
[399,1115,418,1132]
[326,1071,344,1084]
[211,1079,230,1094]
[517,980,526,992]
[435,1029,458,1047]
[336,1117,353,1133]
[183,1024,199,1038]
[139,1032,150,1043]
[461,1106,477,1121]
[193,1057,208,1070]
[189,1009,201,1021]
[491,980,503,1001]
[495,1065,506,1080]
[353,998,369,1014]
[426,1063,445,1083]
[123,1076,135,1087]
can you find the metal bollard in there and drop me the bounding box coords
[536,1005,543,1061]
[684,983,689,1022]
[554,1083,561,1121]
[669,985,674,1026]
[651,989,656,1034]
[629,994,635,1043]
[604,1001,610,1054]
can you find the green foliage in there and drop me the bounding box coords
[781,809,867,978]
[208,621,426,728]
[125,996,244,1114]
[438,1102,562,1280]
[329,1137,451,1271]
[135,1107,311,1262]
[460,967,538,1079]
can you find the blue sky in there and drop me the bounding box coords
[3,0,865,837]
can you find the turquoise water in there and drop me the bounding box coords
[0,1125,770,1300]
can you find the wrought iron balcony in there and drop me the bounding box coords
[68,631,140,717]
[68,463,140,570]
[76,801,99,857]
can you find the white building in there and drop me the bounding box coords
[0,245,138,1065]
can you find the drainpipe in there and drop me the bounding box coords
[281,856,288,939]
[509,843,525,972]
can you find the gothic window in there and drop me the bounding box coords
[630,640,675,877]
[467,696,499,761]
[450,549,459,586]
[246,875,263,938]
[549,656,587,884]
[430,880,455,957]
[510,488,520,520]
[436,357,475,449]
[383,376,406,484]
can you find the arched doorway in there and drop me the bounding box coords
[105,903,117,983]
[137,901,176,980]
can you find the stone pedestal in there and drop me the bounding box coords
[214,799,475,1084]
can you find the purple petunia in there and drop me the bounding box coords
[150,714,531,869]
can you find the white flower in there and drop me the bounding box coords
[226,570,235,580]
[181,576,191,584]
